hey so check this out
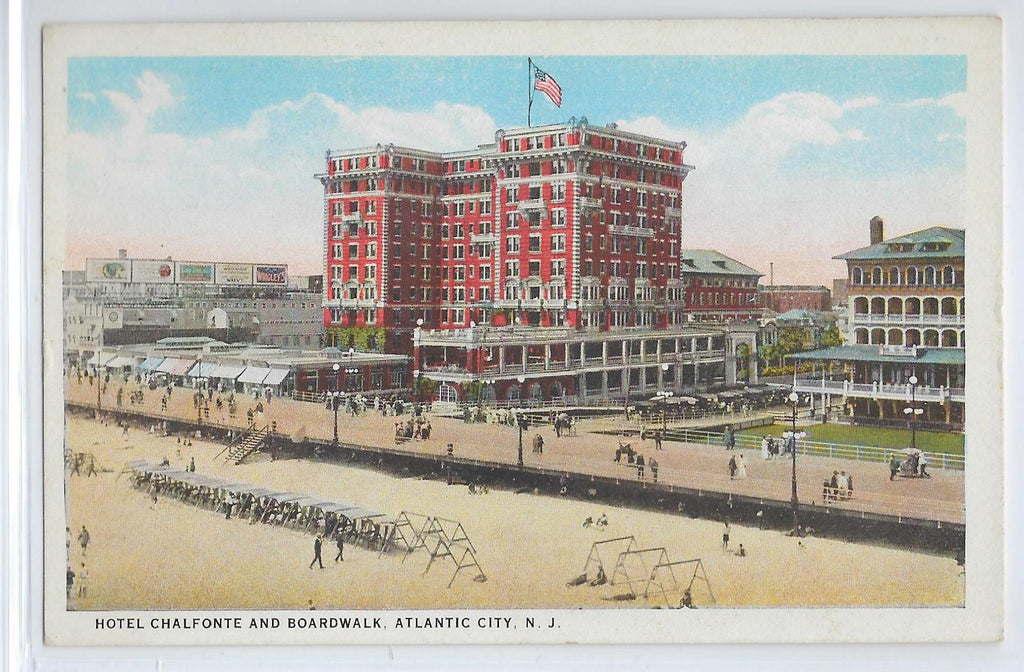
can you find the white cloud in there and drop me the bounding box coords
[842,96,881,111]
[619,92,964,285]
[75,92,96,103]
[67,88,496,274]
[101,70,178,136]
[901,91,967,118]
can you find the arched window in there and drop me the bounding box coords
[942,266,955,285]
[871,266,883,285]
[853,297,869,314]
[906,267,918,285]
[852,267,863,285]
[889,267,901,285]
[923,266,936,285]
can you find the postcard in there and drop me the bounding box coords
[41,18,1002,645]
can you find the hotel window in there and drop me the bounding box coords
[507,237,520,253]
[421,267,431,281]
[348,244,359,258]
[333,244,343,259]
[550,259,566,277]
[528,234,542,253]
[852,267,863,285]
[421,288,431,302]
[480,199,491,214]
[455,266,466,281]
[479,265,491,280]
[366,266,376,280]
[551,234,566,252]
[551,208,567,227]
[365,243,377,259]
[440,224,450,239]
[505,260,520,277]
[528,184,542,200]
[454,224,465,238]
[611,187,621,204]
[421,245,431,260]
[906,267,918,285]
[506,187,519,203]
[454,245,465,260]
[529,261,541,277]
[551,182,566,202]
[585,235,593,251]
[348,265,358,281]
[506,212,519,230]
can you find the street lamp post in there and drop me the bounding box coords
[331,363,341,446]
[516,375,526,467]
[784,391,807,533]
[94,364,101,419]
[904,375,923,450]
[660,363,670,431]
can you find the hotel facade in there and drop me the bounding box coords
[790,219,965,428]
[318,121,762,404]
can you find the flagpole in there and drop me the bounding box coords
[527,58,534,127]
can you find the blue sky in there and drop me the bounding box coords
[65,55,967,283]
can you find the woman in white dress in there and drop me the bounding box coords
[736,453,748,479]
[760,436,771,460]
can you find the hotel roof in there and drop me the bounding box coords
[834,227,965,261]
[788,345,965,366]
[678,250,762,277]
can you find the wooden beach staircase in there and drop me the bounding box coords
[221,425,269,464]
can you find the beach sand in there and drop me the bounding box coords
[65,414,964,610]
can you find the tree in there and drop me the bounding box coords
[414,376,438,402]
[821,325,844,348]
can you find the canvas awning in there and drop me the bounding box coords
[187,361,219,377]
[210,364,246,380]
[237,366,272,384]
[104,355,135,368]
[139,356,164,372]
[87,352,117,367]
[156,358,193,375]
[263,368,291,386]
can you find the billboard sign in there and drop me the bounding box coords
[85,258,129,283]
[255,264,288,285]
[215,263,254,285]
[131,259,175,283]
[176,262,215,284]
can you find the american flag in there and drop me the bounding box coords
[534,68,562,107]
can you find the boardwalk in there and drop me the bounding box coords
[65,378,964,525]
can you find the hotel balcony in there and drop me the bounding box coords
[470,232,499,244]
[664,206,682,218]
[579,196,603,210]
[607,224,655,238]
[517,198,548,212]
[852,313,965,327]
[791,377,965,404]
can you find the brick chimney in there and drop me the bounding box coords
[869,216,884,245]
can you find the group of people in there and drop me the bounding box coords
[612,444,659,481]
[727,453,748,480]
[581,513,609,529]
[394,416,433,442]
[66,525,91,604]
[822,470,854,503]
[889,450,931,479]
[759,435,791,460]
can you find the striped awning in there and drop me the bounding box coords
[157,358,195,376]
[186,361,219,377]
[237,366,272,384]
[139,357,164,371]
[104,355,135,368]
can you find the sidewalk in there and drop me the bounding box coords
[64,378,965,525]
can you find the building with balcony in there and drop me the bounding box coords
[318,121,769,404]
[413,322,760,406]
[785,217,966,429]
[837,217,965,348]
[317,120,696,352]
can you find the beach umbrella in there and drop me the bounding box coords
[291,426,307,443]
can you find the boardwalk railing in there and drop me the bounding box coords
[661,428,964,471]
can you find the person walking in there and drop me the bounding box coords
[654,431,663,451]
[919,452,931,478]
[724,425,735,450]
[889,454,901,481]
[728,455,737,480]
[722,522,731,550]
[309,534,324,569]
[334,534,345,562]
[77,562,89,598]
[77,525,90,556]
[649,457,659,483]
[735,454,747,480]
[636,453,645,480]
[189,457,196,473]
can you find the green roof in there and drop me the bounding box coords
[678,249,762,277]
[788,345,965,366]
[834,227,965,261]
